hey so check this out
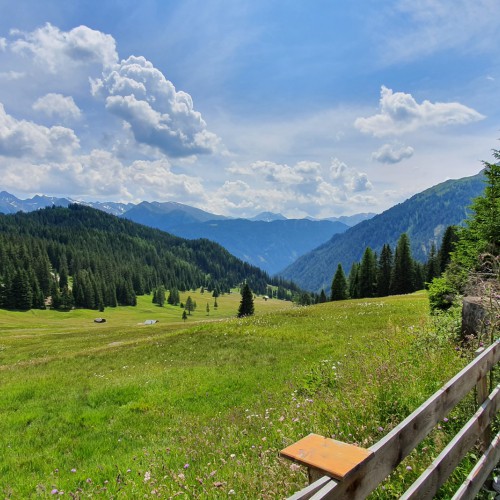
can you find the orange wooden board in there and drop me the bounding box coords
[280,433,374,480]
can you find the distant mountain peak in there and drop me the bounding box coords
[250,211,287,222]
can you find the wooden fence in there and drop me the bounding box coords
[281,339,500,499]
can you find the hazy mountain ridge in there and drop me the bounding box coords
[167,218,349,275]
[0,192,355,275]
[280,170,486,292]
[0,191,132,216]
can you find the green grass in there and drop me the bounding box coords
[0,292,473,498]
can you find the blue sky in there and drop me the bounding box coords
[0,0,498,217]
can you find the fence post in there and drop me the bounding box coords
[475,347,491,452]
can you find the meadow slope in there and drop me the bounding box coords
[0,292,473,498]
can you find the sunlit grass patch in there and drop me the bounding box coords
[0,292,470,498]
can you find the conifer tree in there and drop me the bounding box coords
[237,283,255,317]
[348,263,360,299]
[438,226,458,273]
[318,289,327,303]
[391,233,416,295]
[377,244,393,297]
[330,264,348,301]
[156,285,166,307]
[359,247,378,298]
[425,243,441,284]
[12,269,33,310]
[185,295,194,315]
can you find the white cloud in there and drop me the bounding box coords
[215,157,373,218]
[33,93,82,121]
[0,71,24,81]
[10,23,118,72]
[330,158,373,192]
[127,159,205,200]
[379,0,499,63]
[0,38,6,51]
[0,102,79,160]
[94,55,220,157]
[372,143,414,164]
[355,86,484,137]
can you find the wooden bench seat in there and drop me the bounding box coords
[280,433,374,481]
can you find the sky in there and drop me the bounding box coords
[0,0,498,218]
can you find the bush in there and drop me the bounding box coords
[427,277,456,311]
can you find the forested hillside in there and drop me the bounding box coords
[281,170,486,291]
[0,205,298,311]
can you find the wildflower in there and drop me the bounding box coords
[278,416,285,422]
[230,454,236,459]
[183,463,189,469]
[178,473,185,481]
[406,466,412,471]
[51,489,58,495]
[228,489,236,495]
[71,468,77,473]
[86,478,92,483]
[443,417,449,423]
[144,471,151,482]
[377,426,384,432]
[290,463,301,472]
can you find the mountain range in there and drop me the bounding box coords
[280,170,486,291]
[0,167,485,288]
[0,192,372,275]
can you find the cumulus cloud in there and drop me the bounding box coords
[217,158,373,217]
[33,93,81,121]
[0,102,79,160]
[355,86,485,137]
[372,143,414,164]
[127,159,205,200]
[330,158,373,192]
[0,38,6,51]
[10,23,118,72]
[92,55,220,157]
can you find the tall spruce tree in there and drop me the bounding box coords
[12,269,33,310]
[390,233,416,295]
[377,244,393,297]
[438,226,458,273]
[425,243,441,284]
[348,263,360,299]
[330,264,348,301]
[359,247,378,298]
[237,283,255,317]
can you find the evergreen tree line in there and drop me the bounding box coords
[429,147,500,310]
[0,205,300,311]
[328,228,458,301]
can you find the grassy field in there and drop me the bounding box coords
[0,291,475,498]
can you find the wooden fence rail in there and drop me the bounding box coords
[281,339,500,500]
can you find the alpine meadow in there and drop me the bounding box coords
[1,3,500,499]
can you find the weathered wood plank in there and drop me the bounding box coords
[400,385,500,499]
[302,340,500,500]
[475,347,491,452]
[288,476,334,500]
[280,433,373,481]
[451,432,500,500]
